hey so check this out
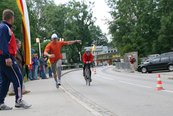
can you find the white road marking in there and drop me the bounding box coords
[95,74,114,81]
[96,68,173,94]
[60,86,102,116]
[163,90,173,93]
[118,80,173,94]
[119,81,152,89]
[98,76,114,81]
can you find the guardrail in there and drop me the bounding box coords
[62,64,83,70]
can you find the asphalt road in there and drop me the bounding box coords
[62,66,173,116]
[1,66,173,116]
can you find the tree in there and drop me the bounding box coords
[27,0,55,44]
[63,0,96,62]
[107,0,173,57]
[0,0,108,63]
[90,25,108,46]
[157,0,173,53]
[0,0,22,40]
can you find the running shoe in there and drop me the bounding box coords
[15,100,32,109]
[0,104,12,110]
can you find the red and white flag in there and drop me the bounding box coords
[16,0,31,65]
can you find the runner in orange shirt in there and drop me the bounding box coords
[44,33,81,88]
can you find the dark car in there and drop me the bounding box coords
[137,52,173,73]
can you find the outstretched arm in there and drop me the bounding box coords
[65,40,81,45]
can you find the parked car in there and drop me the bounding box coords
[148,54,160,59]
[141,54,160,64]
[137,52,173,73]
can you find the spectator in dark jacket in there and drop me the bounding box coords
[0,9,31,110]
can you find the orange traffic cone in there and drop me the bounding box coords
[156,74,164,91]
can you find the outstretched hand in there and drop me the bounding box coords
[75,40,81,43]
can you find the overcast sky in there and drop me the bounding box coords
[54,0,112,41]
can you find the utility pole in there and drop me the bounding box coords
[36,38,41,58]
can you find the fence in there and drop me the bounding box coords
[116,62,131,70]
[115,61,138,72]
